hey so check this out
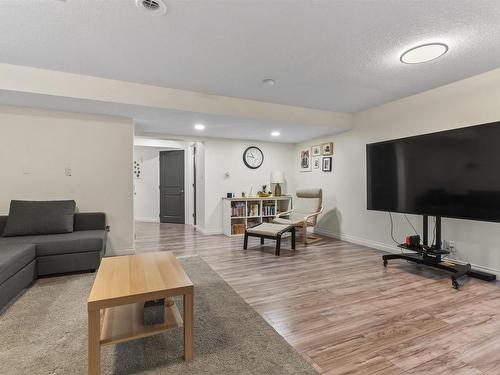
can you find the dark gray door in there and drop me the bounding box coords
[160,150,185,223]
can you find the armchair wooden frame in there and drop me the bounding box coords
[275,206,323,244]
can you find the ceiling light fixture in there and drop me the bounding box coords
[262,78,275,86]
[400,43,448,64]
[271,131,280,137]
[194,123,205,130]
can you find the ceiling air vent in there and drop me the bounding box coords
[136,0,167,16]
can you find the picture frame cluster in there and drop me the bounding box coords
[299,142,333,172]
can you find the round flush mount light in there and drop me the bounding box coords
[262,78,275,86]
[271,131,280,137]
[194,123,205,130]
[135,0,167,16]
[400,43,448,64]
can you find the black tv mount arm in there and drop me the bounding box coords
[382,215,494,289]
[423,214,441,250]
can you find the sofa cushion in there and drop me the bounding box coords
[0,230,106,257]
[74,212,106,231]
[0,244,36,285]
[2,200,76,237]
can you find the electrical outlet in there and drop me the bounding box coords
[449,242,456,253]
[443,240,456,253]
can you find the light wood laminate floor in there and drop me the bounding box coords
[134,221,500,375]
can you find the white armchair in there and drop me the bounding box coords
[273,188,323,244]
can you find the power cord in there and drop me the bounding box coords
[388,212,400,245]
[432,216,436,247]
[390,213,420,258]
[404,214,418,235]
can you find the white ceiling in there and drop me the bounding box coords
[0,90,343,143]
[1,0,500,113]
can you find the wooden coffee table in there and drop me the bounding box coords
[87,252,194,375]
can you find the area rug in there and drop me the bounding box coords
[0,256,316,374]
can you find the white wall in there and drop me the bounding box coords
[133,146,169,222]
[293,67,500,274]
[0,105,134,252]
[201,139,295,233]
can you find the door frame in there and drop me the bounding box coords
[192,144,197,225]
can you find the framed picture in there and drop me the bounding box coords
[322,142,334,155]
[312,156,321,170]
[322,157,332,172]
[299,149,311,172]
[311,145,321,156]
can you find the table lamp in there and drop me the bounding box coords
[270,171,285,196]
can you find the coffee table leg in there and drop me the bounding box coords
[88,308,101,375]
[184,292,194,360]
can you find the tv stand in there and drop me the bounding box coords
[382,215,471,289]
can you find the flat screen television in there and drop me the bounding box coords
[366,121,500,222]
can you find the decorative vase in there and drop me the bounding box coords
[275,183,282,197]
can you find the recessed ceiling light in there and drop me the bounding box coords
[400,43,448,64]
[194,123,205,130]
[262,78,275,86]
[271,131,280,137]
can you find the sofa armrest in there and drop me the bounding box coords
[0,215,7,235]
[74,212,106,231]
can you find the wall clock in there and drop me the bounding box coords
[243,146,264,169]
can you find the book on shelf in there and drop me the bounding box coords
[232,223,246,235]
[231,202,246,217]
[247,203,259,217]
[262,204,275,216]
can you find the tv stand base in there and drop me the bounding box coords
[382,252,471,289]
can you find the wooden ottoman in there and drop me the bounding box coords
[244,223,296,256]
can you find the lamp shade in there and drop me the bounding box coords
[270,171,285,184]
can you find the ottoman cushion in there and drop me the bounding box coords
[246,223,291,236]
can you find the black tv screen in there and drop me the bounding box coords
[366,121,500,222]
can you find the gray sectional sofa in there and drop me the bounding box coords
[0,201,107,311]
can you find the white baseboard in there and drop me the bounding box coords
[135,217,159,223]
[315,228,397,253]
[194,225,223,236]
[106,247,135,256]
[315,228,500,277]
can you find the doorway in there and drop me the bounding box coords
[159,150,185,223]
[133,138,201,227]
